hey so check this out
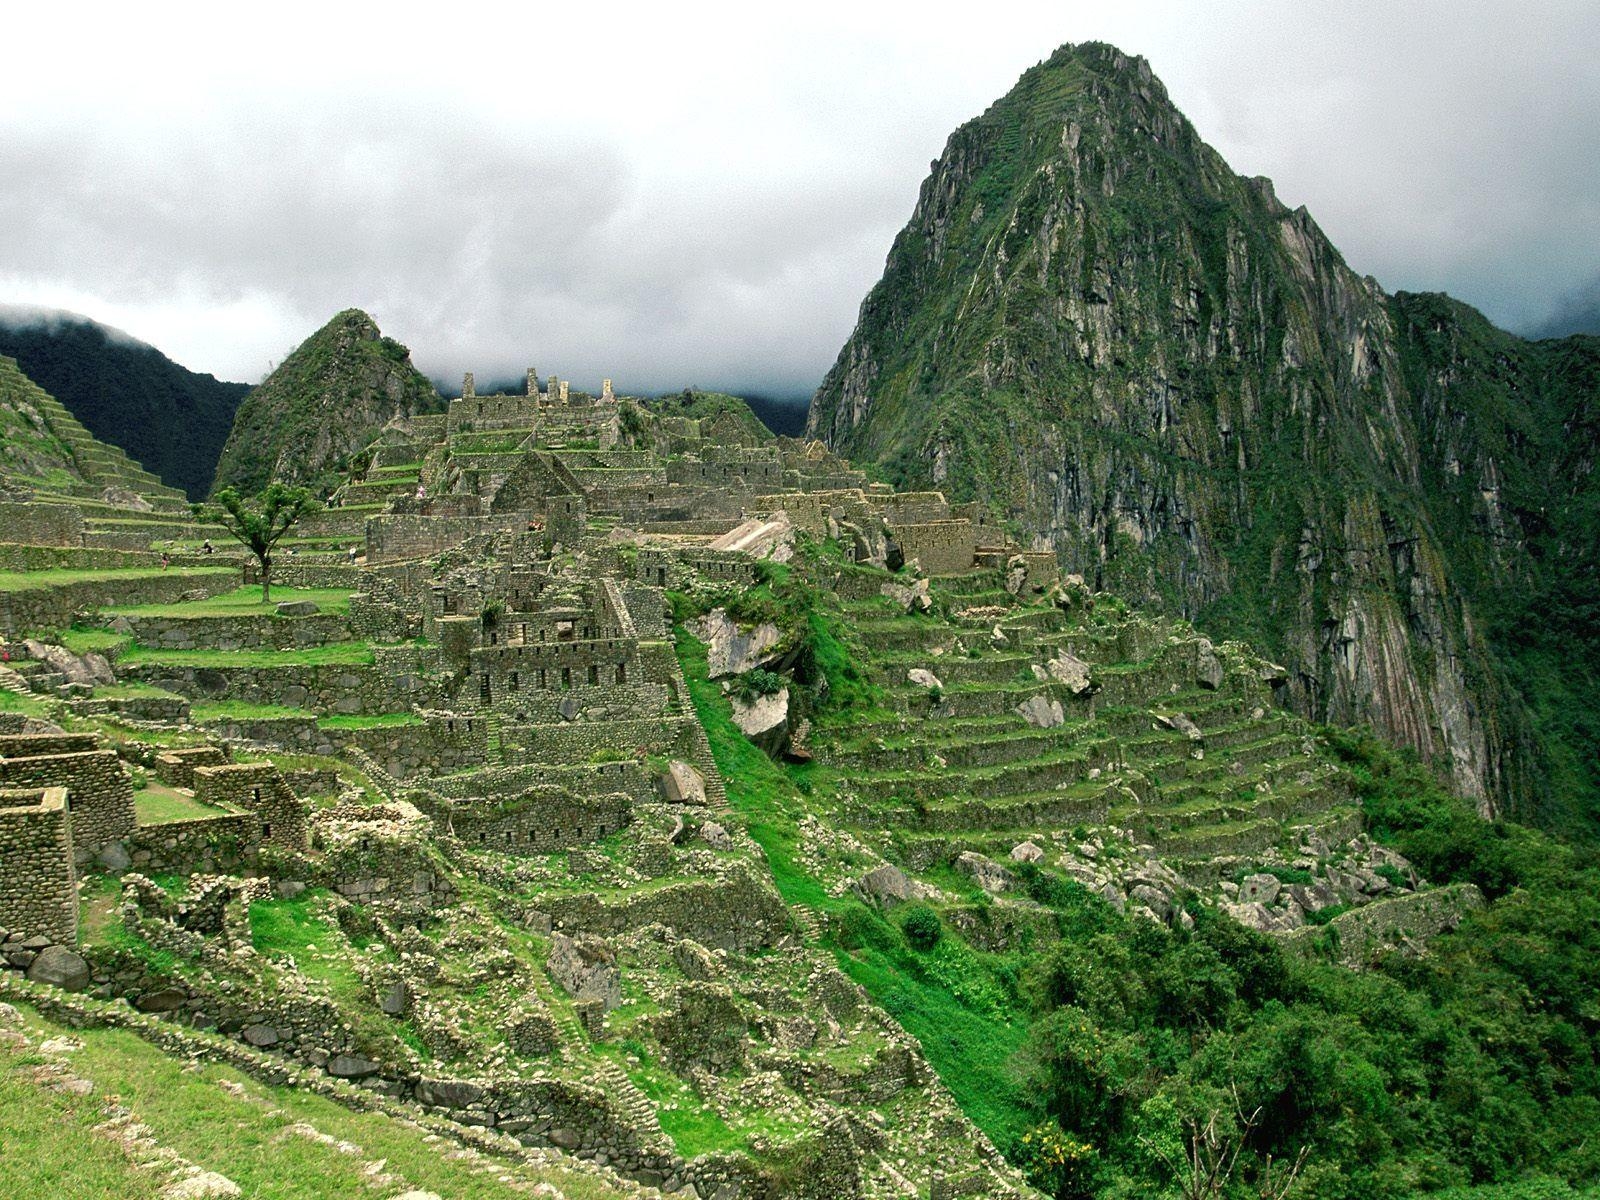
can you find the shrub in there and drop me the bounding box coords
[901,904,943,951]
[730,668,785,703]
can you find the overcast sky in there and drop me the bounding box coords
[2,1,1597,396]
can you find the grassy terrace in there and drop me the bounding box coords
[134,784,230,825]
[0,566,235,592]
[0,1003,627,1200]
[104,584,354,617]
[119,642,376,668]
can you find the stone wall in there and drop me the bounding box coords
[0,501,83,547]
[0,568,240,637]
[889,521,977,576]
[153,746,230,789]
[125,810,260,876]
[113,611,352,651]
[123,659,444,716]
[441,787,633,853]
[0,787,76,945]
[365,514,526,564]
[193,763,309,853]
[0,749,134,858]
[0,732,99,757]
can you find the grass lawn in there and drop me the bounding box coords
[104,585,354,617]
[134,784,230,825]
[190,701,316,722]
[0,687,53,718]
[317,712,421,730]
[0,1004,628,1200]
[0,566,235,592]
[57,626,133,656]
[119,642,375,669]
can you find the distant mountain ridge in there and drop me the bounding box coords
[213,309,442,496]
[0,308,249,499]
[808,41,1600,828]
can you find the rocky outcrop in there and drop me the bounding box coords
[689,608,782,679]
[806,41,1600,823]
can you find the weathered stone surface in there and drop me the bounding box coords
[1004,554,1028,595]
[241,1024,280,1047]
[658,760,707,805]
[906,668,943,692]
[133,988,187,1013]
[731,687,790,756]
[880,576,932,613]
[1016,694,1065,728]
[378,981,410,1016]
[700,820,733,850]
[276,600,320,617]
[547,931,622,1010]
[1154,710,1204,740]
[24,640,108,686]
[416,1077,485,1107]
[327,1053,381,1079]
[853,864,916,907]
[1035,651,1094,695]
[1239,873,1281,906]
[1196,638,1225,690]
[690,608,783,679]
[1010,840,1045,863]
[25,946,90,992]
[955,851,1014,894]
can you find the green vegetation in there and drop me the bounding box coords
[0,566,234,592]
[119,642,375,668]
[211,308,442,496]
[105,584,352,617]
[134,785,229,825]
[193,483,320,602]
[0,313,248,499]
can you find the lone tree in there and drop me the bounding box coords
[195,483,320,603]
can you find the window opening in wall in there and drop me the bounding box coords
[587,664,598,685]
[510,671,519,691]
[480,674,492,702]
[262,823,271,838]
[252,788,260,802]
[616,662,627,684]
[561,667,571,689]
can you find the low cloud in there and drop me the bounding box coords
[0,3,1595,392]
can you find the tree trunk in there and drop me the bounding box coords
[260,553,272,604]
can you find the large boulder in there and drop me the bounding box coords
[658,761,708,805]
[1004,554,1029,595]
[23,640,111,686]
[907,668,943,692]
[1239,873,1281,906]
[547,932,622,1010]
[1010,840,1046,863]
[853,864,917,908]
[1196,638,1225,690]
[276,600,320,617]
[955,851,1014,895]
[881,576,932,613]
[25,946,90,992]
[1034,651,1094,695]
[1016,694,1065,729]
[1153,711,1204,741]
[731,687,790,756]
[691,608,783,679]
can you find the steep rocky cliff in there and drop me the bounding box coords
[213,309,441,497]
[808,42,1599,826]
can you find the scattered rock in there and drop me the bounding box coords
[990,625,1009,648]
[241,1024,280,1047]
[1239,873,1281,906]
[853,864,916,908]
[700,821,733,850]
[133,988,187,1013]
[276,600,320,617]
[378,981,410,1016]
[1196,638,1224,690]
[731,688,790,756]
[906,668,943,692]
[1004,555,1028,595]
[25,946,90,992]
[1010,841,1045,863]
[163,1172,242,1199]
[1035,650,1094,695]
[1153,711,1204,741]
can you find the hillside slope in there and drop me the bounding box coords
[807,42,1600,828]
[0,309,249,499]
[213,309,441,496]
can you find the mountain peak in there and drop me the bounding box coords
[211,309,440,496]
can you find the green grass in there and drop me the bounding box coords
[0,1004,628,1200]
[190,700,314,722]
[316,712,421,730]
[104,585,353,617]
[134,785,230,825]
[57,626,133,656]
[119,642,375,668]
[0,566,235,592]
[0,687,53,718]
